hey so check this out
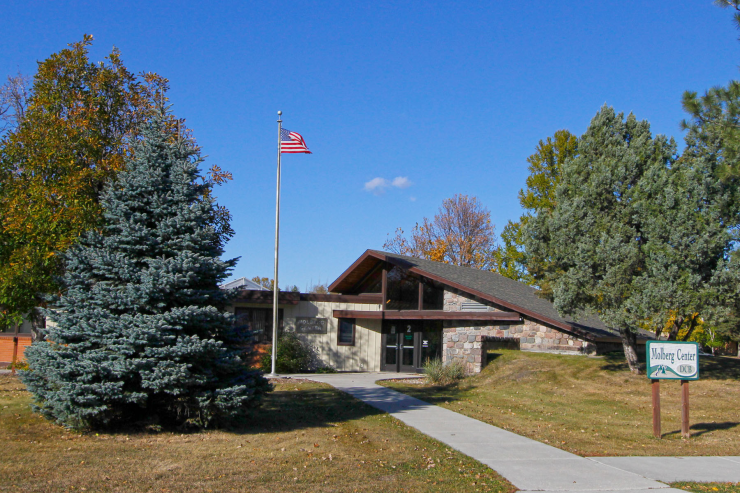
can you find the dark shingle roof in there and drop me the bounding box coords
[371,250,623,340]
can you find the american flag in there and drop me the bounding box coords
[280,128,311,154]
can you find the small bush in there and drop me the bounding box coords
[423,357,467,385]
[260,333,312,373]
[315,366,338,374]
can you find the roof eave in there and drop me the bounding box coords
[328,250,387,293]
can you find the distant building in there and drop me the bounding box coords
[221,277,269,291]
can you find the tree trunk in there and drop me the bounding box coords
[683,315,699,342]
[653,320,663,341]
[668,316,684,341]
[30,307,46,342]
[621,329,641,374]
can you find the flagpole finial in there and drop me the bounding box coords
[277,110,282,115]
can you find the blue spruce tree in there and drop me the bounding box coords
[21,110,270,429]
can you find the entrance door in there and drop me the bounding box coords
[381,320,443,372]
[381,323,417,372]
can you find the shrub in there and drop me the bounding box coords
[423,357,467,385]
[260,333,313,373]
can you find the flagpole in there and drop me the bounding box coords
[271,111,282,377]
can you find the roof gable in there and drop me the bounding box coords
[331,249,623,340]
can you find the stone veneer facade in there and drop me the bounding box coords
[442,289,598,374]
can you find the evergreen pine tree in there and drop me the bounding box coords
[21,109,270,429]
[523,107,676,373]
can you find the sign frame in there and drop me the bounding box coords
[646,340,700,381]
[293,317,328,335]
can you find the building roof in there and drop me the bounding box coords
[220,277,269,291]
[331,249,638,342]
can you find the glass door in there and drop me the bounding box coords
[383,330,399,371]
[399,324,416,372]
[381,322,420,372]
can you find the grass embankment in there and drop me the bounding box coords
[0,374,514,493]
[381,350,740,457]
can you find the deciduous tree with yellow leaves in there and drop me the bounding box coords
[0,35,174,329]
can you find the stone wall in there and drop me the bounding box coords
[442,290,597,373]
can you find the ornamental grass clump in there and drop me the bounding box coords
[423,358,467,385]
[21,108,270,430]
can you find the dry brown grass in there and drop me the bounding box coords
[0,374,515,493]
[673,482,740,493]
[382,350,740,457]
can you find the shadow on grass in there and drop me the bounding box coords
[232,387,385,435]
[378,381,470,407]
[663,421,740,438]
[486,352,504,365]
[599,351,645,373]
[697,356,740,380]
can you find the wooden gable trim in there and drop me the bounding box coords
[328,250,387,293]
[333,309,522,321]
[233,291,300,305]
[301,293,382,304]
[234,291,382,305]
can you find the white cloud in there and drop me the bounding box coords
[364,177,390,194]
[364,176,413,195]
[409,196,417,202]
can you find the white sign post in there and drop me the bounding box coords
[646,341,699,439]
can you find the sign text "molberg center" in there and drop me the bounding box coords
[646,341,700,380]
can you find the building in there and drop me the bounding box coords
[1,249,659,370]
[230,249,643,373]
[220,277,269,291]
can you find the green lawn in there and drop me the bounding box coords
[0,374,515,493]
[381,350,740,457]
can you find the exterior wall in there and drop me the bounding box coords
[441,289,597,374]
[229,300,383,372]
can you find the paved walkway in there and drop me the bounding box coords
[284,372,740,493]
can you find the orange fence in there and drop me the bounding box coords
[0,335,32,365]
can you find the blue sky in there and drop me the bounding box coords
[2,1,738,290]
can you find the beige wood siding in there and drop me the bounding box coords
[231,300,382,372]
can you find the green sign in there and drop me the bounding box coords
[646,341,700,380]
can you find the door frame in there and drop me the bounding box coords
[380,320,444,372]
[380,321,421,372]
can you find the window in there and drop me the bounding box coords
[353,264,383,294]
[422,280,445,310]
[234,307,283,343]
[337,318,355,346]
[386,266,419,310]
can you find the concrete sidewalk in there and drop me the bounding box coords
[588,457,740,483]
[286,372,739,493]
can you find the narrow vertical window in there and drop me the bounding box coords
[337,318,355,346]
